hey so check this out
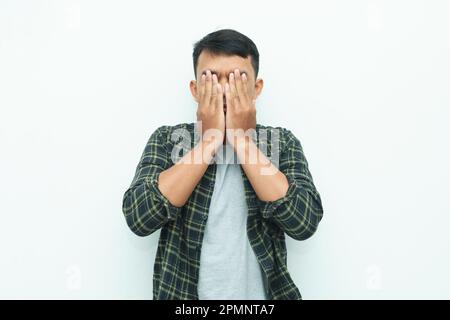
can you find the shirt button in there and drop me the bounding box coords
[202,214,208,221]
[209,181,215,187]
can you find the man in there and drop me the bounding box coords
[122,29,323,300]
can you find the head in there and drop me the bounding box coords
[189,29,264,109]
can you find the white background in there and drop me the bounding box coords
[1,0,449,299]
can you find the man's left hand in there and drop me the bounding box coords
[224,69,257,149]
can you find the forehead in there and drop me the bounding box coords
[196,51,253,77]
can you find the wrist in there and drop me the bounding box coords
[200,138,221,162]
[233,136,253,165]
[233,135,251,150]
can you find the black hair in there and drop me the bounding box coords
[192,29,259,80]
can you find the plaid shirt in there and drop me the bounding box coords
[122,122,323,300]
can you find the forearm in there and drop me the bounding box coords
[158,139,218,207]
[234,130,323,241]
[235,137,289,202]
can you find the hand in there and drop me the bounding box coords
[225,69,257,149]
[196,70,225,150]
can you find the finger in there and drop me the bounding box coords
[198,73,206,100]
[225,82,232,109]
[203,70,212,103]
[241,72,250,99]
[211,74,218,107]
[216,82,223,111]
[229,72,239,106]
[234,69,248,100]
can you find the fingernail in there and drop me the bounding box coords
[242,73,247,80]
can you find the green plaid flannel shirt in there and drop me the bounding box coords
[122,122,323,300]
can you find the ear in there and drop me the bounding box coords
[254,78,264,99]
[190,79,199,103]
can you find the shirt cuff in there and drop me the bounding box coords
[145,172,182,222]
[257,175,298,220]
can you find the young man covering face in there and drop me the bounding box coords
[122,29,323,300]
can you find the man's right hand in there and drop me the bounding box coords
[196,70,225,150]
[155,70,225,207]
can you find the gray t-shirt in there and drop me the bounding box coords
[197,142,268,300]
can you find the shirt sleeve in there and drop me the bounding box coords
[122,126,182,236]
[257,128,323,241]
